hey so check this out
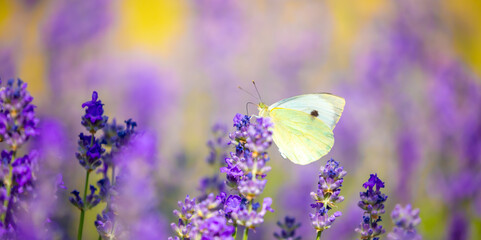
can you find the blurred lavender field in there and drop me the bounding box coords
[1,0,481,239]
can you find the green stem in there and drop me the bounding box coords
[98,235,102,240]
[242,227,249,240]
[77,170,91,240]
[316,231,322,240]
[232,224,237,238]
[78,127,96,240]
[1,151,16,224]
[111,166,115,185]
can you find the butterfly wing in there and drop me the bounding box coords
[268,93,345,130]
[269,108,334,165]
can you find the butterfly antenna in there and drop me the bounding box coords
[245,102,256,115]
[238,86,258,100]
[252,81,263,102]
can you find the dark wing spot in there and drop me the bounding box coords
[310,110,319,117]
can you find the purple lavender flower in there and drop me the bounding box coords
[387,204,421,240]
[11,153,37,195]
[198,123,229,201]
[170,193,228,239]
[220,114,274,237]
[95,210,116,239]
[198,175,226,202]
[84,185,101,209]
[224,194,242,219]
[98,118,137,177]
[222,114,273,191]
[71,91,109,239]
[310,208,342,237]
[358,174,388,216]
[102,132,166,239]
[75,133,104,171]
[0,79,38,235]
[207,123,230,166]
[81,91,108,133]
[355,174,388,240]
[238,178,267,201]
[245,117,274,153]
[230,197,274,229]
[309,159,346,236]
[198,215,235,240]
[274,216,301,240]
[69,190,84,210]
[171,195,197,239]
[447,211,469,240]
[0,79,38,151]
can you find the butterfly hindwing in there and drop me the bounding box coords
[269,108,334,165]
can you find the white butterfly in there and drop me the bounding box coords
[257,93,345,165]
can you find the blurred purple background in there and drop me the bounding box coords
[1,0,480,239]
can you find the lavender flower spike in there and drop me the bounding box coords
[72,91,107,240]
[0,79,39,151]
[220,114,275,239]
[309,159,346,238]
[81,91,108,134]
[274,216,301,240]
[0,79,38,236]
[170,193,233,240]
[355,174,388,240]
[387,204,422,240]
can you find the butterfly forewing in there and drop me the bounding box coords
[268,94,345,130]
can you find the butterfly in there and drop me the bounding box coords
[257,93,345,165]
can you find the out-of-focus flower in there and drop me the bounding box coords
[206,123,229,166]
[43,0,112,50]
[0,50,16,80]
[387,204,421,240]
[0,79,38,236]
[447,211,469,240]
[274,216,301,240]
[0,79,38,150]
[99,118,137,177]
[95,210,117,240]
[18,118,71,239]
[198,123,229,201]
[97,131,166,239]
[198,174,225,202]
[355,174,388,240]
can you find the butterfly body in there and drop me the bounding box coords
[257,93,345,165]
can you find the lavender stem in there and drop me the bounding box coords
[77,170,91,240]
[243,227,249,240]
[1,151,16,224]
[233,224,237,238]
